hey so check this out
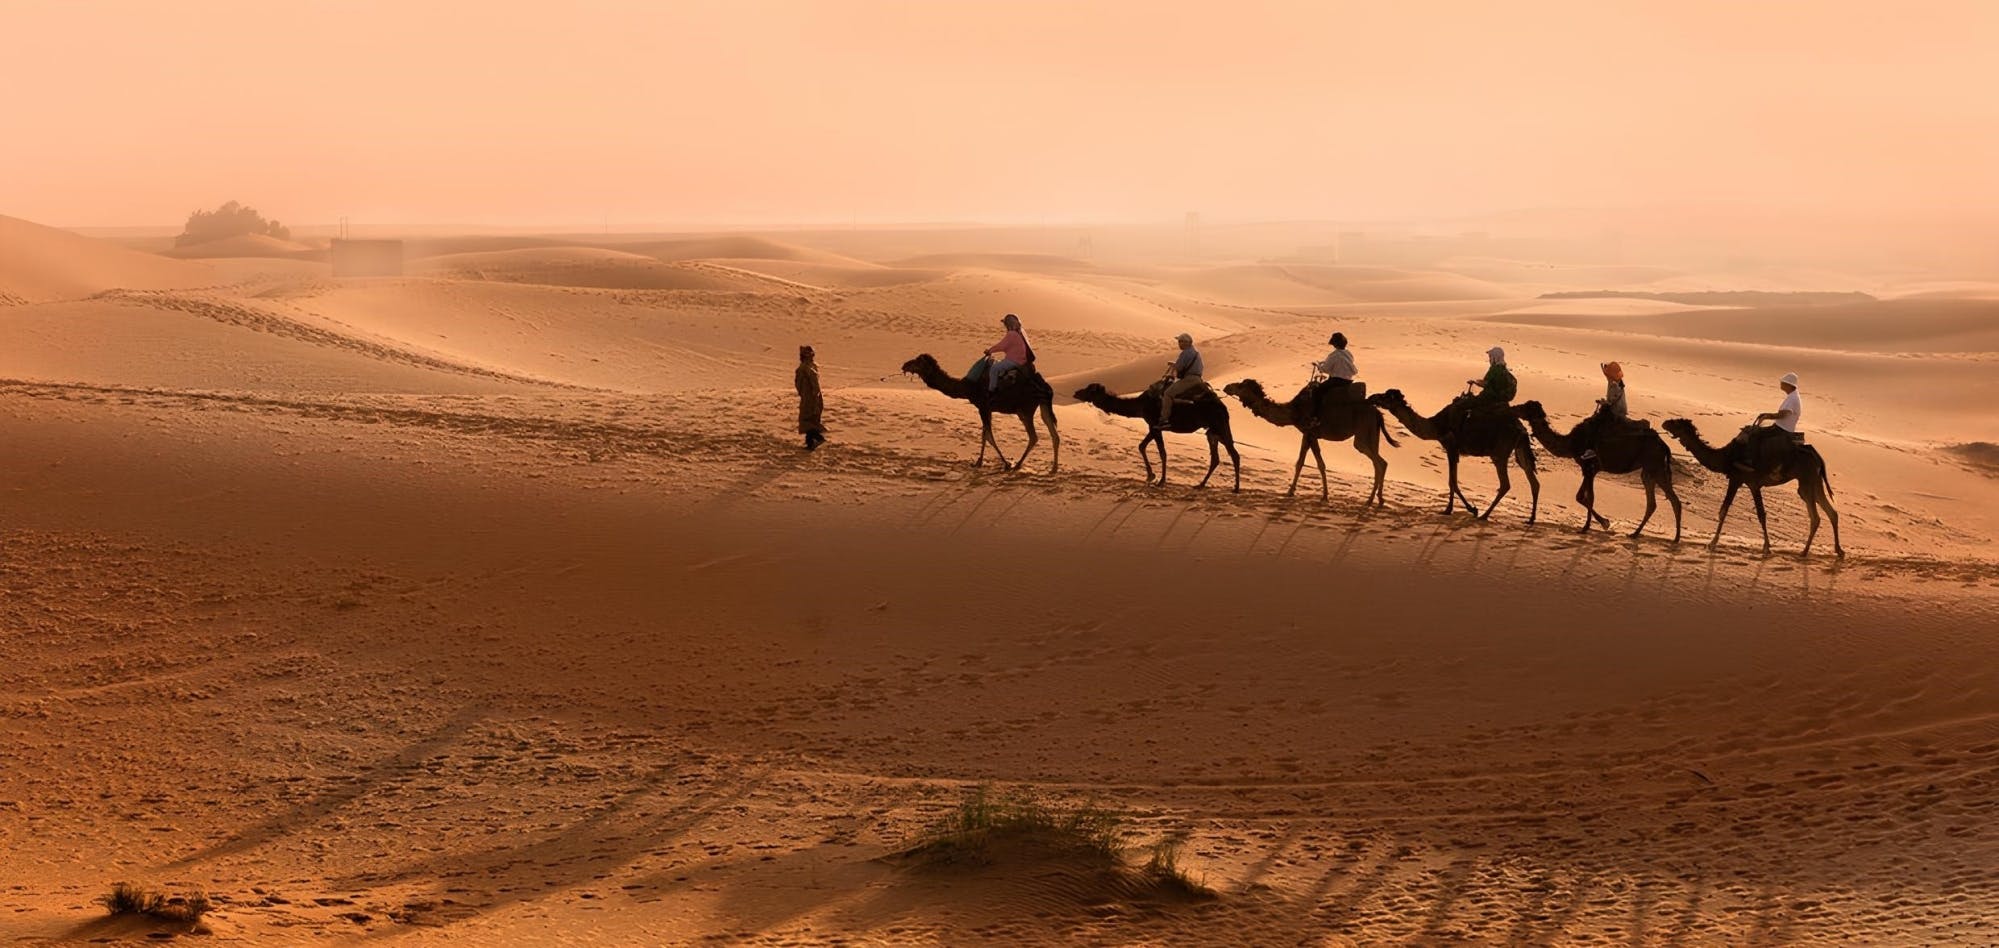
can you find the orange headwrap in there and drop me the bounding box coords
[1602,361,1624,382]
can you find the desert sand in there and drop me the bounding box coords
[1,211,1996,945]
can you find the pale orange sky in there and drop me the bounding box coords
[5,0,1996,228]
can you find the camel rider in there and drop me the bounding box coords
[983,313,1034,391]
[1155,333,1205,429]
[1297,331,1357,431]
[1597,362,1628,421]
[1729,372,1803,468]
[1579,360,1628,464]
[1466,346,1516,408]
[1758,373,1803,436]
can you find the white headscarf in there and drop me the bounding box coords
[1487,346,1506,365]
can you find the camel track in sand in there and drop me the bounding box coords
[3,377,1993,588]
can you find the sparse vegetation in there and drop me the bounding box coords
[1142,833,1216,898]
[176,200,289,246]
[899,785,1125,867]
[894,786,1217,902]
[101,882,212,925]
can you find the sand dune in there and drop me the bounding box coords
[1160,263,1514,306]
[415,246,791,292]
[1482,297,1999,353]
[629,234,872,267]
[0,213,213,302]
[161,232,316,259]
[2,217,1995,944]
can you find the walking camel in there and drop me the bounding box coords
[1661,418,1841,557]
[1072,381,1240,491]
[900,353,1060,474]
[1514,401,1682,542]
[1368,388,1540,523]
[1223,379,1396,504]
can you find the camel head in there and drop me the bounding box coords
[1367,388,1408,409]
[1072,383,1111,402]
[1221,379,1262,401]
[1660,418,1697,441]
[900,354,939,376]
[1514,400,1546,423]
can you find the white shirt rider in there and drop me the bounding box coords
[1317,348,1356,381]
[1774,390,1801,432]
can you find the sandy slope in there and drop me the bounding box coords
[0,214,214,303]
[1,220,1995,945]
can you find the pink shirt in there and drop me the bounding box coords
[986,329,1030,364]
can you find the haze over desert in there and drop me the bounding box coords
[3,2,1997,945]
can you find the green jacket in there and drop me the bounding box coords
[1475,363,1516,404]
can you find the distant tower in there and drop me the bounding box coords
[1184,211,1201,258]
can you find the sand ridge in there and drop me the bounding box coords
[0,217,1995,944]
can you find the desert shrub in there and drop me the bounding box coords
[177,200,288,245]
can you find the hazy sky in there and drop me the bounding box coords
[6,0,1996,228]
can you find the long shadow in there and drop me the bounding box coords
[166,705,486,868]
[345,763,770,931]
[1413,855,1477,941]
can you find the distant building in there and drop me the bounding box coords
[330,239,403,277]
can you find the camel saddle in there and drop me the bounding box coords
[1311,379,1367,410]
[1145,378,1219,405]
[968,357,1038,393]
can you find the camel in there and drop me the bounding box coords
[901,354,1059,473]
[1661,418,1841,557]
[1514,401,1682,542]
[1222,379,1396,504]
[1368,388,1539,523]
[1072,381,1240,490]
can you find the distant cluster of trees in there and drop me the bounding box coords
[176,201,289,246]
[1539,290,1877,306]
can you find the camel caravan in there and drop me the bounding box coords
[866,314,1842,558]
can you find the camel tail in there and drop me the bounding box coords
[1376,411,1400,448]
[1812,447,1834,499]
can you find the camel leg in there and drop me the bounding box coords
[1662,472,1683,544]
[1309,439,1330,502]
[1041,401,1061,475]
[1824,482,1843,558]
[1576,468,1596,534]
[1630,471,1658,539]
[1710,480,1741,548]
[1287,435,1311,497]
[1224,430,1241,493]
[1446,453,1477,515]
[1136,434,1157,484]
[1197,431,1220,488]
[974,410,998,468]
[1749,483,1771,554]
[1479,454,1512,520]
[1011,410,1037,473]
[1799,478,1820,557]
[1518,441,1541,526]
[1357,427,1387,506]
[1582,464,1611,529]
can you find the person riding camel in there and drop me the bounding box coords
[1466,346,1516,408]
[1154,332,1205,429]
[1759,373,1803,436]
[982,313,1034,392]
[1296,331,1357,432]
[1727,372,1804,472]
[1597,361,1628,421]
